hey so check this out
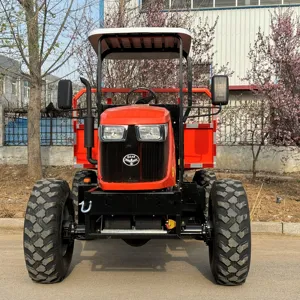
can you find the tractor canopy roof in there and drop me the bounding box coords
[88,27,192,60]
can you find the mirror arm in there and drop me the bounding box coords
[188,105,222,119]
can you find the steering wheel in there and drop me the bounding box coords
[126,87,158,105]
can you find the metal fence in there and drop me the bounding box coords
[217,97,266,146]
[185,94,266,145]
[4,110,74,146]
[3,97,265,146]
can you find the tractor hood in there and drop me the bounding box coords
[100,105,170,125]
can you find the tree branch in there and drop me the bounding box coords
[41,0,75,66]
[42,51,73,77]
[39,0,48,59]
[0,0,30,69]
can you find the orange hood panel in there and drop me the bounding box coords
[100,105,170,125]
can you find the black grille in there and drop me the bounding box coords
[101,126,168,183]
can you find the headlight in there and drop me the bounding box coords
[136,124,168,141]
[100,125,128,141]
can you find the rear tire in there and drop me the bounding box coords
[23,179,74,283]
[193,170,216,217]
[209,179,251,286]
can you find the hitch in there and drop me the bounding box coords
[79,200,92,213]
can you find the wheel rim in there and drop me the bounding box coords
[61,202,74,257]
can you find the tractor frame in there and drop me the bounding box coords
[23,28,251,285]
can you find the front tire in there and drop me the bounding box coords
[71,170,97,240]
[193,170,216,217]
[23,179,74,283]
[209,179,251,286]
[71,170,97,222]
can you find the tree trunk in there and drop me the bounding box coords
[252,158,257,181]
[27,81,42,179]
[24,0,42,180]
[252,144,263,181]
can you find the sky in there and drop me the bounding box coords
[0,0,103,84]
[49,0,104,83]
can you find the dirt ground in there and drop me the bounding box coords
[0,165,299,222]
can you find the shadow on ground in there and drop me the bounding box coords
[71,238,214,283]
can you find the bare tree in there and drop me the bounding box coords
[219,95,270,180]
[246,9,300,147]
[74,0,232,104]
[0,0,94,179]
[218,10,300,179]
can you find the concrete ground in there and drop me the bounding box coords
[0,231,300,300]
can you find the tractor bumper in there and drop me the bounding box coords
[84,190,182,215]
[75,184,208,240]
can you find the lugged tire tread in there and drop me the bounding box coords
[23,179,73,284]
[71,170,97,221]
[209,179,251,286]
[193,170,216,216]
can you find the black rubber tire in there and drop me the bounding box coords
[71,170,97,240]
[71,170,97,222]
[123,239,150,247]
[193,170,216,217]
[23,179,74,284]
[209,179,251,286]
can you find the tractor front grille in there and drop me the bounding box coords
[101,125,168,183]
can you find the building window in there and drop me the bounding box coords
[142,0,169,9]
[238,0,259,5]
[260,0,282,4]
[215,0,237,7]
[0,74,4,95]
[24,80,30,99]
[171,0,191,8]
[11,79,17,96]
[194,0,214,8]
[141,0,300,9]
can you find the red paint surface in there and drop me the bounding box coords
[72,87,217,190]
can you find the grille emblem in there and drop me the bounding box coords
[123,154,140,167]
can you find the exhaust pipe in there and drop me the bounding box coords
[80,77,97,165]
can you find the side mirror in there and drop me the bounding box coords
[211,75,229,106]
[57,80,73,109]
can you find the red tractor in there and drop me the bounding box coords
[23,28,251,285]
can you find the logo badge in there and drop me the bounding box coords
[123,154,140,167]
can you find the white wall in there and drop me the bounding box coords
[0,146,73,166]
[191,7,300,85]
[0,145,299,173]
[217,145,300,173]
[108,2,300,86]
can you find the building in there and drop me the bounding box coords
[104,0,300,89]
[0,55,28,108]
[0,55,62,109]
[101,0,300,146]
